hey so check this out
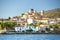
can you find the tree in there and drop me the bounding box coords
[0,24,2,30]
[56,22,60,26]
[33,24,37,28]
[4,22,16,30]
[37,21,42,26]
[49,25,53,28]
[26,27,33,32]
[1,22,5,29]
[46,27,50,31]
[21,13,24,16]
[8,17,11,20]
[29,23,34,26]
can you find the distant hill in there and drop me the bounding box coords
[43,8,60,18]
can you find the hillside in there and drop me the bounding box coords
[43,8,60,18]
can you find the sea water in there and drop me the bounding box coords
[0,34,60,40]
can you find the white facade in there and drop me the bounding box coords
[40,10,44,16]
[14,27,24,32]
[57,18,60,22]
[49,21,56,24]
[49,19,56,24]
[27,18,34,24]
[38,25,49,31]
[35,27,39,31]
[15,27,20,32]
[40,20,49,24]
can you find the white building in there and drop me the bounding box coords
[14,26,24,32]
[49,19,56,24]
[27,18,34,24]
[57,18,60,22]
[35,27,39,31]
[38,24,49,31]
[40,18,49,24]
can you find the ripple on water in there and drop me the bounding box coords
[0,34,60,40]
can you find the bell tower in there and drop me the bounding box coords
[40,10,44,19]
[28,9,36,15]
[41,10,44,16]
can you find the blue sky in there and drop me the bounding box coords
[0,0,60,18]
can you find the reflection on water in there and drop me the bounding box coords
[0,34,60,40]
